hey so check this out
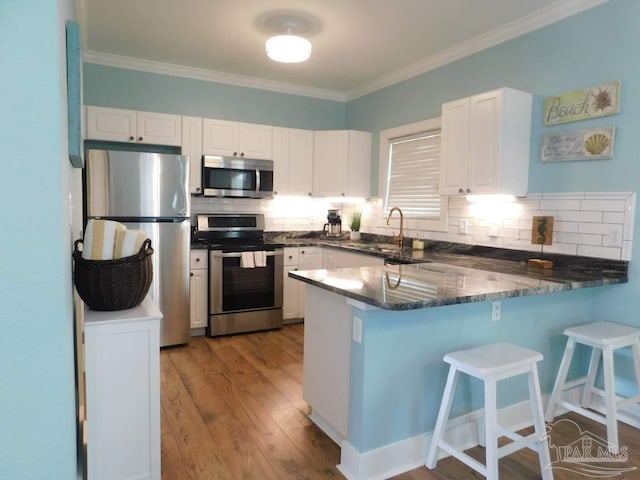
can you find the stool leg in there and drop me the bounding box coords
[581,347,601,409]
[484,378,499,480]
[602,346,619,453]
[426,366,460,469]
[631,342,640,395]
[528,364,554,480]
[545,338,576,422]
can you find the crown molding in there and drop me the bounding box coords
[82,0,607,103]
[83,50,347,102]
[346,0,609,100]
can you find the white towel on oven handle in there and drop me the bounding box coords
[254,251,267,268]
[240,251,255,268]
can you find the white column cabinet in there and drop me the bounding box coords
[313,130,372,198]
[439,87,532,197]
[182,116,203,194]
[84,300,161,480]
[202,119,273,159]
[189,250,208,329]
[85,106,182,146]
[273,127,314,197]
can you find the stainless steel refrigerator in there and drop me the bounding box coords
[85,149,191,346]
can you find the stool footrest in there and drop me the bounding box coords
[497,433,540,459]
[559,377,588,391]
[559,400,606,425]
[497,426,523,443]
[439,440,487,476]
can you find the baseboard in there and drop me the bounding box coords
[336,394,553,480]
[308,411,345,446]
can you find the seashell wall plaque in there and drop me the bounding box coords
[541,126,615,162]
[544,81,620,126]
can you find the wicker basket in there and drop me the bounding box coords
[73,238,154,311]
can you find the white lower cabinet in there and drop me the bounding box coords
[323,248,385,269]
[84,300,161,480]
[283,247,322,321]
[190,250,208,329]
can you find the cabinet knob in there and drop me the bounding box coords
[240,152,245,157]
[129,136,135,141]
[190,272,193,277]
[301,250,305,254]
[458,188,464,194]
[341,192,345,196]
[196,187,201,192]
[288,255,293,259]
[138,136,143,141]
[233,151,238,156]
[308,192,312,196]
[195,258,200,262]
[274,191,278,195]
[466,188,471,193]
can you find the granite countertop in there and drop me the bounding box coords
[281,234,628,311]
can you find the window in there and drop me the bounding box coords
[379,118,448,231]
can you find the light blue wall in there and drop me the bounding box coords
[346,0,640,360]
[84,63,346,130]
[348,289,600,451]
[0,0,77,478]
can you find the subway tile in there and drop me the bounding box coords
[578,245,621,260]
[603,212,625,224]
[581,192,634,200]
[579,223,622,236]
[556,211,603,222]
[540,199,582,210]
[580,199,626,211]
[553,221,579,233]
[516,199,542,210]
[499,228,520,239]
[519,229,533,240]
[556,232,601,246]
[546,242,578,255]
[541,192,584,200]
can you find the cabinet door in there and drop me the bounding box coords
[322,249,338,269]
[136,111,182,146]
[313,131,348,197]
[283,265,301,320]
[468,91,501,194]
[238,122,273,160]
[272,127,289,196]
[86,106,136,142]
[202,119,238,156]
[336,250,385,268]
[346,131,372,198]
[288,129,314,197]
[439,98,470,195]
[189,269,208,328]
[182,116,203,194]
[299,247,323,269]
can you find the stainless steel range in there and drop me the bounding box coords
[193,214,283,336]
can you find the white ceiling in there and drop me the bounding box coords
[79,0,607,101]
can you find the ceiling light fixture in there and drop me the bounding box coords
[266,24,311,63]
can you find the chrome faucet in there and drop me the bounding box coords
[386,206,404,248]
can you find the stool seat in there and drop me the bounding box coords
[564,321,640,347]
[445,343,543,379]
[545,321,640,454]
[427,342,553,480]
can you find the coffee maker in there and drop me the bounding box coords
[323,209,342,237]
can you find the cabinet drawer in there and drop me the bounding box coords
[190,250,208,269]
[284,248,299,266]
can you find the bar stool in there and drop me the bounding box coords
[545,321,640,453]
[426,343,553,480]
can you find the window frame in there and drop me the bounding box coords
[378,117,448,232]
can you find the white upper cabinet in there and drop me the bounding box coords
[439,87,532,197]
[273,127,314,197]
[181,116,203,194]
[202,119,273,160]
[313,130,372,198]
[85,106,182,146]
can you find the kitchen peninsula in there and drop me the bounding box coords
[289,251,627,479]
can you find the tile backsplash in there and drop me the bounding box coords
[192,192,636,261]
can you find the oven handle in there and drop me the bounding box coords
[256,169,261,196]
[211,250,283,258]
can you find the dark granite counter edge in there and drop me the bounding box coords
[288,272,627,311]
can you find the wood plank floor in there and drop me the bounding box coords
[161,325,640,479]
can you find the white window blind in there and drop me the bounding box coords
[384,129,442,218]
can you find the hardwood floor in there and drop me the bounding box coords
[161,325,640,479]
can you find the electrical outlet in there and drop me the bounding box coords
[459,219,468,234]
[353,317,363,343]
[603,229,622,247]
[491,301,501,321]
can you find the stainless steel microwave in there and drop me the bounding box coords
[201,155,274,198]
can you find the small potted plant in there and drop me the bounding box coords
[348,209,362,241]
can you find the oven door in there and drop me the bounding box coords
[209,249,283,314]
[202,156,273,198]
